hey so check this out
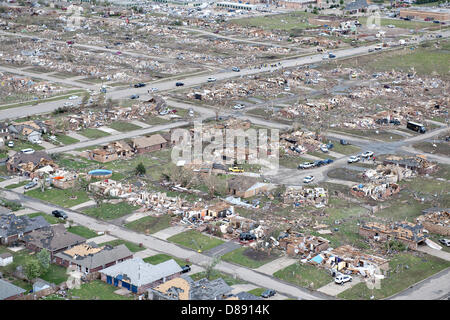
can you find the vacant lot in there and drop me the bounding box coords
[338,253,450,300]
[125,215,172,234]
[168,230,225,252]
[327,168,361,182]
[108,121,142,132]
[221,247,281,269]
[274,262,332,290]
[79,128,111,139]
[26,188,90,208]
[83,202,137,220]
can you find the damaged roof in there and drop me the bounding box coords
[23,224,86,252]
[0,214,50,239]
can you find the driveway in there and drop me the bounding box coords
[152,225,187,240]
[204,241,241,258]
[317,277,361,296]
[254,256,297,275]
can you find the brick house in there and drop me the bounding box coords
[100,257,182,294]
[132,134,168,154]
[0,214,50,245]
[88,140,134,163]
[227,177,269,198]
[54,243,133,274]
[23,224,86,259]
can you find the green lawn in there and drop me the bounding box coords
[107,121,142,132]
[338,253,450,300]
[27,212,64,225]
[56,156,97,171]
[413,141,450,157]
[125,215,172,234]
[54,134,80,146]
[11,140,45,152]
[144,116,171,126]
[98,239,145,252]
[25,188,90,208]
[82,202,137,220]
[279,155,312,169]
[357,16,437,30]
[168,230,225,252]
[221,247,280,269]
[273,262,332,290]
[67,280,134,300]
[330,128,405,142]
[328,141,361,155]
[231,11,316,31]
[247,288,267,297]
[67,225,98,239]
[143,253,189,267]
[40,264,69,285]
[79,128,111,139]
[5,180,29,189]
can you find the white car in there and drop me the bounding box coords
[335,275,352,285]
[348,156,360,163]
[387,25,395,28]
[361,151,374,158]
[68,95,79,100]
[303,176,315,183]
[298,162,315,169]
[439,239,450,247]
[322,55,329,60]
[63,102,74,107]
[33,140,42,145]
[320,145,329,153]
[151,87,158,92]
[207,77,216,82]
[7,141,14,147]
[21,148,35,154]
[233,104,245,110]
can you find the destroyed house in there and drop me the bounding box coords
[6,151,54,174]
[359,221,427,250]
[148,276,232,300]
[417,208,450,236]
[51,170,78,189]
[88,179,133,198]
[279,234,330,257]
[88,140,134,163]
[383,156,437,175]
[100,257,183,294]
[23,224,86,259]
[351,182,400,200]
[0,122,11,141]
[132,134,168,154]
[283,186,328,207]
[0,214,50,245]
[54,243,133,274]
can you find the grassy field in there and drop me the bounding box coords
[143,253,189,267]
[56,156,97,171]
[330,128,405,142]
[168,230,225,252]
[98,239,145,253]
[328,141,361,155]
[279,155,312,169]
[221,247,280,269]
[413,141,450,157]
[25,188,90,208]
[357,16,438,30]
[326,168,362,182]
[54,134,80,146]
[79,128,111,139]
[273,262,332,290]
[231,11,316,32]
[67,225,98,239]
[125,215,172,234]
[338,253,450,300]
[247,288,267,297]
[66,280,134,300]
[82,202,137,220]
[107,121,142,132]
[11,140,45,152]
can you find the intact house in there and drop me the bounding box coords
[0,279,26,300]
[227,177,269,198]
[132,134,168,154]
[0,214,50,245]
[100,257,182,294]
[359,221,427,250]
[0,252,13,267]
[54,243,133,274]
[148,275,233,300]
[23,224,86,260]
[6,151,56,176]
[87,140,134,163]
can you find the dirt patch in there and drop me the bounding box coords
[242,247,280,261]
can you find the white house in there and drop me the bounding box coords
[0,252,13,267]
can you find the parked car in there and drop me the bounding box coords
[390,119,401,125]
[175,82,184,86]
[181,265,191,273]
[7,141,14,148]
[63,102,74,107]
[328,53,336,58]
[320,145,329,153]
[361,151,374,158]
[298,162,315,169]
[324,159,334,164]
[134,83,146,88]
[335,274,352,285]
[52,210,68,219]
[348,156,360,163]
[24,181,38,190]
[303,176,315,184]
[233,104,245,110]
[368,48,374,53]
[228,166,244,173]
[261,289,276,298]
[231,66,240,72]
[340,139,349,145]
[130,94,139,99]
[21,148,35,154]
[387,24,395,28]
[68,95,78,100]
[439,239,450,247]
[150,87,158,92]
[207,77,216,82]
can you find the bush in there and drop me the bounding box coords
[386,240,406,252]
